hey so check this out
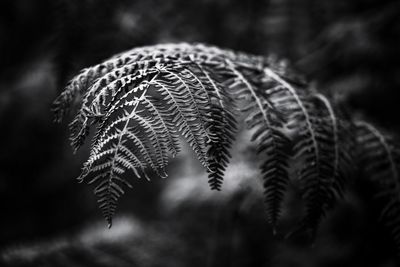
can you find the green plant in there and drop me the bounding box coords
[53,43,400,250]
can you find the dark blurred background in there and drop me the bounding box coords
[1,0,400,266]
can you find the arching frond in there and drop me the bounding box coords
[54,43,360,238]
[356,121,400,252]
[295,93,352,234]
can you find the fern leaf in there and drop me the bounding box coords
[356,121,400,252]
[87,96,144,226]
[185,61,238,190]
[53,43,355,231]
[224,62,291,230]
[296,93,350,234]
[70,59,228,222]
[260,68,322,233]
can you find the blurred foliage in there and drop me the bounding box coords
[0,0,399,266]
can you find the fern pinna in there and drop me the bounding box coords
[356,121,400,251]
[53,43,400,248]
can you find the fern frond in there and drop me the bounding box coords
[54,43,355,232]
[78,47,247,190]
[296,93,353,234]
[356,121,400,252]
[59,48,245,223]
[260,69,345,234]
[259,69,322,232]
[257,126,291,231]
[201,69,238,190]
[84,92,146,227]
[230,68,290,230]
